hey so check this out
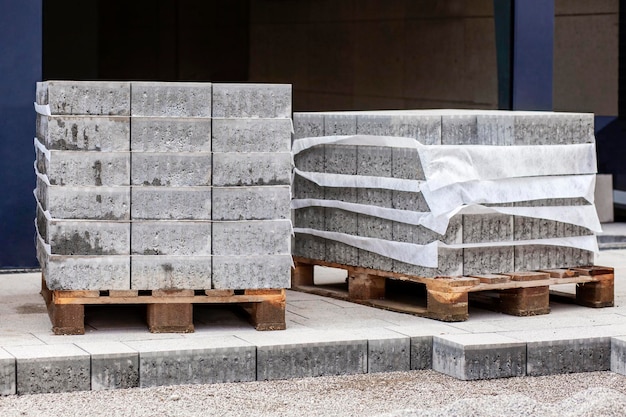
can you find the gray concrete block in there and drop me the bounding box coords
[131,221,211,256]
[6,344,90,394]
[212,220,291,256]
[292,233,326,261]
[323,114,356,135]
[43,81,130,116]
[212,254,292,289]
[356,113,441,145]
[410,336,433,370]
[46,151,130,186]
[432,334,526,380]
[212,186,290,221]
[131,186,211,220]
[43,255,131,290]
[324,144,357,174]
[212,152,292,187]
[368,337,411,373]
[45,220,130,256]
[393,215,462,245]
[463,214,513,243]
[357,213,393,271]
[125,337,256,387]
[463,247,514,275]
[131,152,211,187]
[392,248,463,278]
[324,207,358,266]
[357,145,392,177]
[514,216,593,240]
[294,145,325,173]
[476,113,514,145]
[358,187,392,209]
[514,113,590,145]
[292,175,324,200]
[526,337,611,376]
[36,181,130,220]
[611,336,626,376]
[130,82,212,117]
[391,147,425,180]
[256,340,367,380]
[391,191,429,212]
[131,255,212,290]
[75,342,139,391]
[0,348,15,395]
[212,118,291,152]
[39,115,130,151]
[293,112,324,139]
[36,81,48,105]
[441,114,478,145]
[514,245,594,271]
[212,83,291,118]
[130,117,211,152]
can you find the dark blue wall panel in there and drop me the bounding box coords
[0,0,41,268]
[512,0,554,111]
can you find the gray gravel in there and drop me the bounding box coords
[2,370,626,416]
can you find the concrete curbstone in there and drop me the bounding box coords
[131,221,211,256]
[131,255,212,290]
[131,186,211,220]
[526,337,611,376]
[39,115,130,151]
[42,81,131,116]
[131,152,211,187]
[212,254,292,289]
[212,186,291,221]
[130,117,211,152]
[212,118,291,153]
[0,348,15,396]
[43,255,131,291]
[212,83,291,118]
[130,82,212,117]
[75,342,139,391]
[212,220,291,256]
[212,152,292,187]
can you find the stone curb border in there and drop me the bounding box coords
[2,333,626,395]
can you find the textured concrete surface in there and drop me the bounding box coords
[39,81,131,116]
[356,113,441,145]
[130,82,212,117]
[131,187,211,220]
[212,254,292,289]
[211,152,292,187]
[293,112,324,140]
[526,337,611,376]
[611,336,626,376]
[131,152,211,187]
[38,115,130,151]
[45,151,130,186]
[211,118,292,153]
[0,348,15,395]
[131,255,212,290]
[125,337,256,387]
[211,220,291,256]
[43,255,131,290]
[131,221,211,256]
[130,117,211,152]
[36,183,130,220]
[5,344,90,394]
[211,84,291,118]
[75,342,139,390]
[433,334,527,380]
[212,186,291,221]
[44,220,130,256]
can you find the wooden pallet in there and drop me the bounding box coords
[292,257,614,322]
[40,276,286,335]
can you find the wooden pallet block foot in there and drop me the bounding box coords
[242,290,286,331]
[147,303,194,333]
[292,262,314,287]
[499,286,550,316]
[576,278,614,308]
[348,273,385,300]
[51,303,85,335]
[426,289,468,322]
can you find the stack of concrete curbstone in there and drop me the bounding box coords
[210,84,293,289]
[35,81,293,291]
[292,109,597,276]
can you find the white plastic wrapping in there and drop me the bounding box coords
[34,102,51,116]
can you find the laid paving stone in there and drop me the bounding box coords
[432,333,526,380]
[526,337,611,376]
[0,348,15,395]
[124,337,256,387]
[5,344,90,394]
[75,342,139,390]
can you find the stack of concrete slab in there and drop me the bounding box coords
[35,81,132,290]
[35,81,293,292]
[292,109,598,276]
[210,84,293,289]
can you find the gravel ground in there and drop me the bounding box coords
[2,370,626,417]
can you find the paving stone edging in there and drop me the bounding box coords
[3,332,626,395]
